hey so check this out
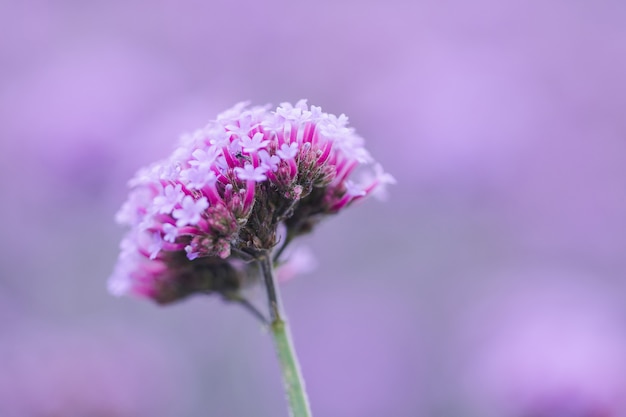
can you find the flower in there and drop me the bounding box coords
[172,195,209,227]
[276,142,299,160]
[234,163,268,182]
[240,132,270,153]
[109,101,393,304]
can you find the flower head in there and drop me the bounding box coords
[109,101,393,304]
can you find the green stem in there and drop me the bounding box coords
[259,254,312,417]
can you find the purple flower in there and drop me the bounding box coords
[172,195,209,227]
[162,223,178,243]
[258,150,281,172]
[109,101,392,304]
[153,184,184,214]
[276,142,299,160]
[148,231,164,259]
[235,163,268,182]
[180,167,217,189]
[189,147,220,170]
[240,132,270,153]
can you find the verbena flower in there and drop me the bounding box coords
[109,100,394,304]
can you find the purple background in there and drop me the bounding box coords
[2,0,626,416]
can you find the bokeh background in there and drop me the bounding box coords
[2,0,626,416]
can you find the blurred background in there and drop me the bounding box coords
[1,0,626,416]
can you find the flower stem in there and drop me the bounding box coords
[259,254,312,417]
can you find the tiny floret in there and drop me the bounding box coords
[162,223,178,243]
[276,142,298,160]
[240,132,270,153]
[148,231,164,260]
[258,150,281,172]
[108,100,393,304]
[190,147,220,169]
[235,163,268,182]
[154,184,184,214]
[173,195,209,227]
[181,168,217,189]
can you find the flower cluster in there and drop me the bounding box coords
[109,100,394,304]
